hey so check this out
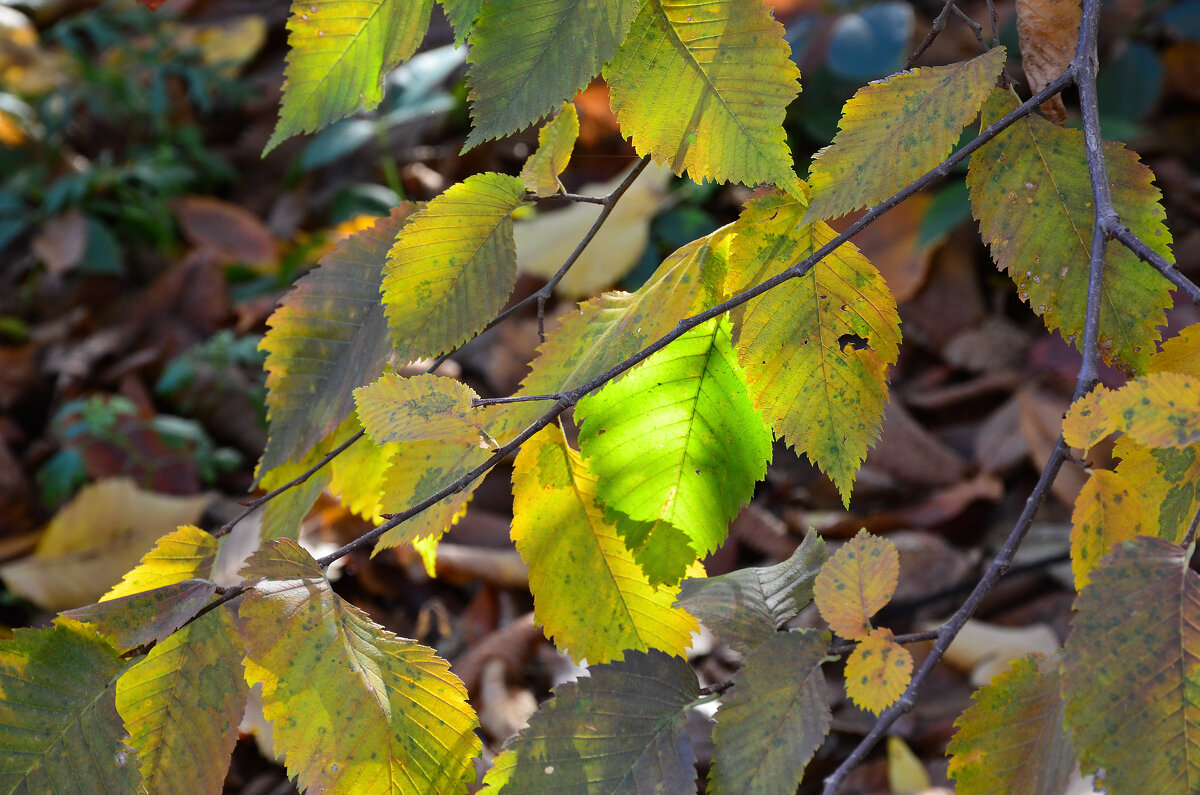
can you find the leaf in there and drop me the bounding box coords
[967,88,1174,375]
[511,425,699,663]
[174,196,277,266]
[437,0,480,46]
[259,205,417,474]
[814,530,899,640]
[806,47,1006,222]
[727,189,901,504]
[605,0,801,190]
[462,0,637,149]
[0,623,140,794]
[1070,468,1151,589]
[267,0,434,151]
[239,539,480,794]
[1061,537,1200,793]
[1149,322,1200,377]
[708,630,833,794]
[1016,0,1080,124]
[382,173,527,361]
[116,609,246,795]
[844,626,913,715]
[947,653,1075,795]
[102,524,219,601]
[519,102,580,196]
[1061,385,1113,451]
[481,650,700,792]
[355,372,489,446]
[577,316,771,584]
[1112,438,1200,545]
[261,468,330,541]
[1064,373,1200,450]
[60,579,217,652]
[0,479,210,610]
[675,531,826,653]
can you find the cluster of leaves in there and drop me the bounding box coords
[1,0,1198,793]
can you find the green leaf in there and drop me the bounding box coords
[605,0,801,190]
[708,630,833,794]
[675,531,826,653]
[511,426,700,663]
[482,650,700,792]
[462,0,637,149]
[116,610,247,795]
[727,189,901,505]
[967,88,1174,375]
[0,623,140,794]
[267,0,434,151]
[382,173,527,361]
[437,0,480,46]
[261,468,330,541]
[519,102,580,195]
[806,47,1007,222]
[1061,537,1200,793]
[259,206,417,475]
[60,579,217,652]
[948,653,1075,795]
[577,316,770,583]
[239,539,480,794]
[355,372,489,446]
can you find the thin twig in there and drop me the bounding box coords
[907,0,958,68]
[951,5,987,52]
[1183,502,1200,549]
[1107,221,1200,304]
[829,629,940,657]
[527,191,608,205]
[985,0,999,48]
[472,393,563,407]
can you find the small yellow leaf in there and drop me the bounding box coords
[520,103,580,196]
[354,372,487,446]
[887,735,931,794]
[1070,469,1149,589]
[1149,322,1200,377]
[1062,385,1115,451]
[844,627,913,715]
[102,525,218,601]
[814,530,899,640]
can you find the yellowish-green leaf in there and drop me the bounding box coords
[0,623,140,794]
[511,425,699,663]
[0,479,209,610]
[967,88,1174,375]
[605,0,800,190]
[1062,385,1112,451]
[844,626,913,715]
[806,47,1006,222]
[1064,373,1200,451]
[948,653,1075,795]
[1070,468,1150,589]
[1062,537,1200,793]
[355,372,489,446]
[814,530,899,640]
[382,173,527,361]
[267,0,433,151]
[727,189,901,504]
[116,609,246,795]
[261,468,330,541]
[103,524,219,601]
[239,539,480,794]
[887,736,931,795]
[1112,437,1200,544]
[1150,322,1200,377]
[259,206,417,474]
[437,0,480,46]
[463,0,637,149]
[61,579,217,652]
[519,102,579,196]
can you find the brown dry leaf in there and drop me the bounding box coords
[31,210,87,275]
[173,196,278,268]
[1016,0,1081,124]
[0,478,210,609]
[1017,385,1087,504]
[828,193,936,302]
[865,400,970,489]
[900,227,987,349]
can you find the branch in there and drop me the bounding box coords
[1107,222,1200,304]
[829,629,939,657]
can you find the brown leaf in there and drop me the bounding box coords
[828,193,936,303]
[865,400,971,489]
[1017,385,1087,504]
[173,196,277,267]
[31,210,87,275]
[1016,0,1081,124]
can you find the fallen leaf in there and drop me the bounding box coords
[31,210,88,275]
[1017,385,1088,505]
[173,196,278,268]
[1016,0,1081,124]
[828,193,936,302]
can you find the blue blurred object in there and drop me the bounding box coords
[828,2,915,80]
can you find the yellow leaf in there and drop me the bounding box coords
[0,480,209,610]
[1070,469,1149,589]
[813,529,899,640]
[102,524,218,601]
[887,735,931,794]
[1103,372,1200,448]
[511,425,698,663]
[1150,322,1200,377]
[354,372,489,446]
[371,438,487,552]
[520,102,579,196]
[844,627,912,715]
[1062,385,1114,451]
[1112,435,1200,545]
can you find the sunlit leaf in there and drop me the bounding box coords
[61,579,217,652]
[844,626,913,715]
[605,0,800,190]
[102,524,219,602]
[0,623,140,794]
[1016,0,1080,124]
[355,373,489,446]
[947,653,1075,795]
[708,630,832,794]
[577,316,771,584]
[239,539,480,794]
[968,89,1174,375]
[807,48,1006,222]
[814,530,899,640]
[1070,468,1151,589]
[1061,537,1200,793]
[463,0,637,149]
[382,173,527,361]
[116,610,246,795]
[511,425,699,663]
[267,0,433,151]
[481,650,700,792]
[727,189,901,504]
[519,102,580,196]
[675,531,826,653]
[259,206,417,474]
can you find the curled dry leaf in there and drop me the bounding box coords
[1016,0,1081,124]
